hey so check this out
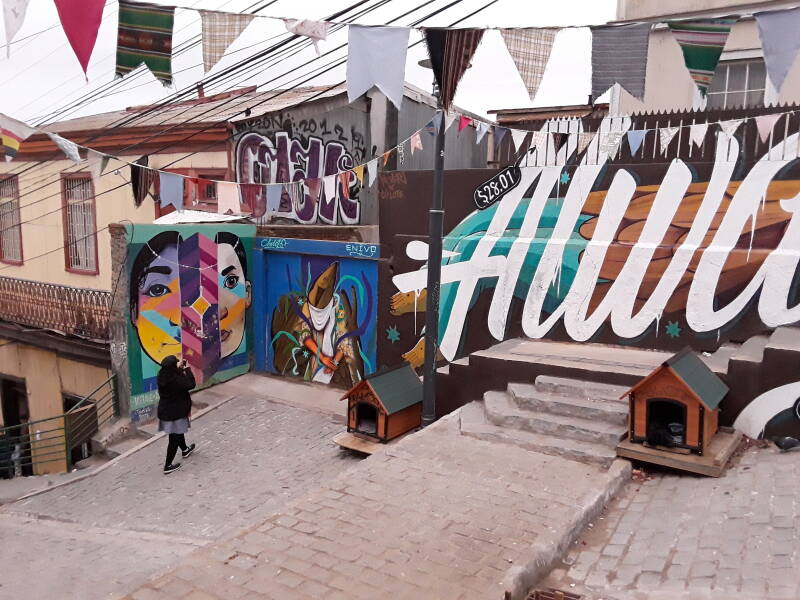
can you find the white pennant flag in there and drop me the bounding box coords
[284,18,331,55]
[322,174,337,204]
[511,129,529,152]
[689,123,708,148]
[531,130,549,151]
[445,111,458,133]
[48,133,81,163]
[200,11,255,73]
[719,118,743,141]
[366,159,378,186]
[3,0,30,57]
[347,25,410,110]
[600,130,624,156]
[576,132,595,154]
[475,122,490,143]
[87,149,109,181]
[755,114,781,142]
[659,126,678,155]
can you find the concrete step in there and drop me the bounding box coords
[699,342,740,378]
[508,382,628,426]
[484,390,626,447]
[764,326,800,364]
[471,338,670,389]
[532,375,629,400]
[104,433,150,459]
[459,401,617,468]
[730,334,769,365]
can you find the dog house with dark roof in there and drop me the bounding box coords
[340,365,422,443]
[625,348,729,456]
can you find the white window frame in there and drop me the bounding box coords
[61,173,98,275]
[0,175,22,264]
[706,52,766,110]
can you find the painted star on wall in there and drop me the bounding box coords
[559,171,570,185]
[386,325,400,343]
[665,321,682,338]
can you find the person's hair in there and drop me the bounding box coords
[160,355,179,370]
[129,231,182,322]
[215,231,247,274]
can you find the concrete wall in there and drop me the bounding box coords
[619,0,779,20]
[0,151,228,291]
[0,337,110,474]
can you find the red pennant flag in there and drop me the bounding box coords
[458,116,473,132]
[54,0,105,78]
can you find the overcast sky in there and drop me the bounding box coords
[0,0,616,124]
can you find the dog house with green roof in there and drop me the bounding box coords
[340,365,422,443]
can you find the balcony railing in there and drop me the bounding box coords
[0,276,111,340]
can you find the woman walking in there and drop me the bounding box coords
[157,355,196,474]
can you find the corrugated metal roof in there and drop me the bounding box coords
[42,85,348,134]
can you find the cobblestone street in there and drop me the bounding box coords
[122,409,628,600]
[540,445,800,600]
[1,382,361,599]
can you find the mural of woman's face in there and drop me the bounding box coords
[217,242,251,357]
[134,243,182,364]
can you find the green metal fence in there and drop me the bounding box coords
[0,374,116,478]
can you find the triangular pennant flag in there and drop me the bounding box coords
[200,10,255,73]
[494,126,509,147]
[500,28,557,101]
[668,18,737,96]
[339,172,353,202]
[217,181,241,214]
[576,132,595,154]
[353,164,365,185]
[158,172,184,210]
[347,25,410,110]
[659,126,679,155]
[283,18,330,55]
[382,150,392,167]
[53,0,104,79]
[755,113,782,143]
[87,149,110,181]
[530,130,549,151]
[3,0,30,58]
[600,130,624,155]
[0,112,37,162]
[458,115,473,133]
[755,8,800,93]
[410,131,423,154]
[718,118,743,140]
[47,133,81,163]
[424,28,485,110]
[116,1,175,86]
[266,184,282,213]
[431,111,444,134]
[131,156,155,207]
[323,174,337,205]
[445,111,458,133]
[690,123,708,148]
[366,159,378,186]
[591,24,651,100]
[397,140,406,165]
[511,129,529,153]
[552,132,568,153]
[626,130,647,155]
[475,122,489,143]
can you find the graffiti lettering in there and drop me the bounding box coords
[261,238,288,250]
[345,243,378,258]
[393,122,800,362]
[474,166,521,210]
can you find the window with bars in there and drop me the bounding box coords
[0,175,22,264]
[61,174,98,274]
[707,59,766,110]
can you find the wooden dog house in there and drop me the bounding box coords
[625,348,728,455]
[340,365,422,443]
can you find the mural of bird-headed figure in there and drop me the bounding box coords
[271,259,372,388]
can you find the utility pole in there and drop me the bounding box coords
[421,102,445,427]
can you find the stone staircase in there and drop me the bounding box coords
[460,376,630,468]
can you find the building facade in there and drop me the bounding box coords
[613,0,800,114]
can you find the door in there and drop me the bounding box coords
[0,377,32,477]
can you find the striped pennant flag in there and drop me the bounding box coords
[0,113,37,162]
[668,18,737,96]
[116,1,175,85]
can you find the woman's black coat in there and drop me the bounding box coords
[157,366,196,421]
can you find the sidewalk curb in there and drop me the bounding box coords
[502,458,632,600]
[10,394,243,504]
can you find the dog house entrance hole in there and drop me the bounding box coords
[646,399,686,447]
[355,403,378,435]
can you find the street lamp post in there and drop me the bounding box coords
[421,103,445,427]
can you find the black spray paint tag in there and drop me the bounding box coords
[473,166,521,210]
